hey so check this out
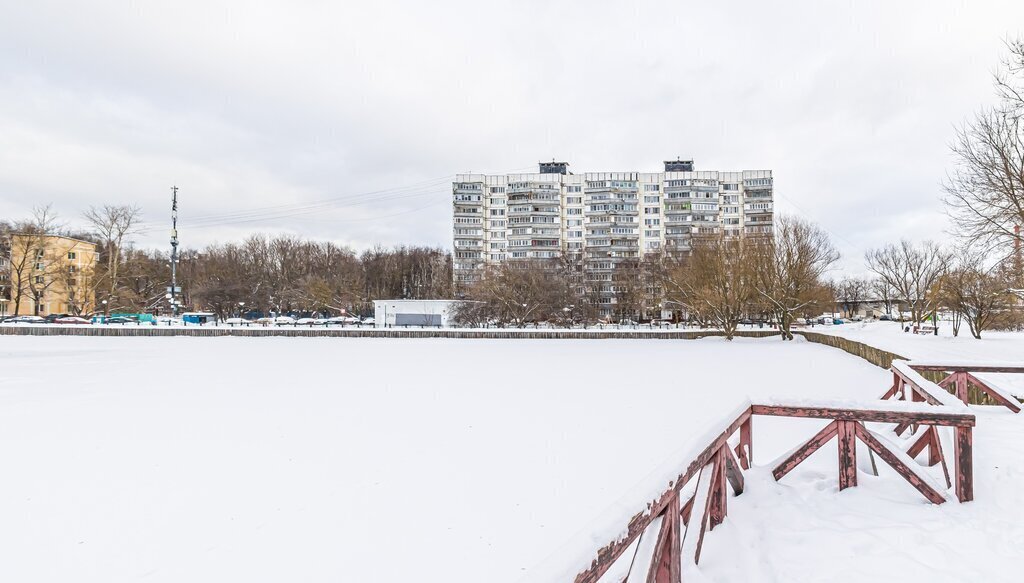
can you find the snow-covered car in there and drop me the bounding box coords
[273,316,296,325]
[55,316,91,325]
[359,317,375,326]
[5,315,46,324]
[324,316,358,325]
[295,317,321,326]
[224,317,251,326]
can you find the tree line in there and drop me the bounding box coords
[453,216,841,340]
[1,205,451,319]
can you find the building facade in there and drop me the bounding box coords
[373,299,460,328]
[452,160,774,288]
[2,234,99,316]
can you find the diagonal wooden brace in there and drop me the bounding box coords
[722,444,745,495]
[773,420,839,481]
[854,423,947,504]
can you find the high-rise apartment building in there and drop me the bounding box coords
[452,160,774,288]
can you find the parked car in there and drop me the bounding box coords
[879,314,892,321]
[5,315,46,324]
[43,313,70,323]
[325,316,358,325]
[360,317,375,326]
[55,316,91,325]
[273,316,296,326]
[106,316,137,324]
[295,317,321,326]
[224,317,252,326]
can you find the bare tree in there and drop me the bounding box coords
[753,216,840,340]
[865,240,949,325]
[490,260,561,326]
[8,205,62,315]
[670,235,758,340]
[938,249,1017,339]
[83,204,142,309]
[870,277,899,318]
[0,220,11,314]
[835,276,869,318]
[944,39,1024,268]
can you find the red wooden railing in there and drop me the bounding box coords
[572,399,975,583]
[906,362,1024,413]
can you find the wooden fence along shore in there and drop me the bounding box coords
[0,326,905,368]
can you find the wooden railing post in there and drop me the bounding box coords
[647,492,681,583]
[837,420,858,490]
[955,426,974,502]
[737,416,753,470]
[955,372,969,405]
[708,450,728,529]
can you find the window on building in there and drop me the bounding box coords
[35,276,44,284]
[67,251,76,260]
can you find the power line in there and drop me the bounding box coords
[135,175,454,229]
[134,163,537,233]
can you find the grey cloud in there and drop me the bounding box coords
[1,0,1021,275]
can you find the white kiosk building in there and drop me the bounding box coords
[373,300,459,328]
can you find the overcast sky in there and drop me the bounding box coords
[2,0,1023,273]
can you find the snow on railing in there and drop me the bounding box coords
[569,396,976,583]
[903,362,1024,413]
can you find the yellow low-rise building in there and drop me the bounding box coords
[2,234,99,316]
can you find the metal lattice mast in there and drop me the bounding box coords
[170,186,179,316]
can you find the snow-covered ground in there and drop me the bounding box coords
[817,320,1024,397]
[0,334,1020,582]
[815,319,1024,361]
